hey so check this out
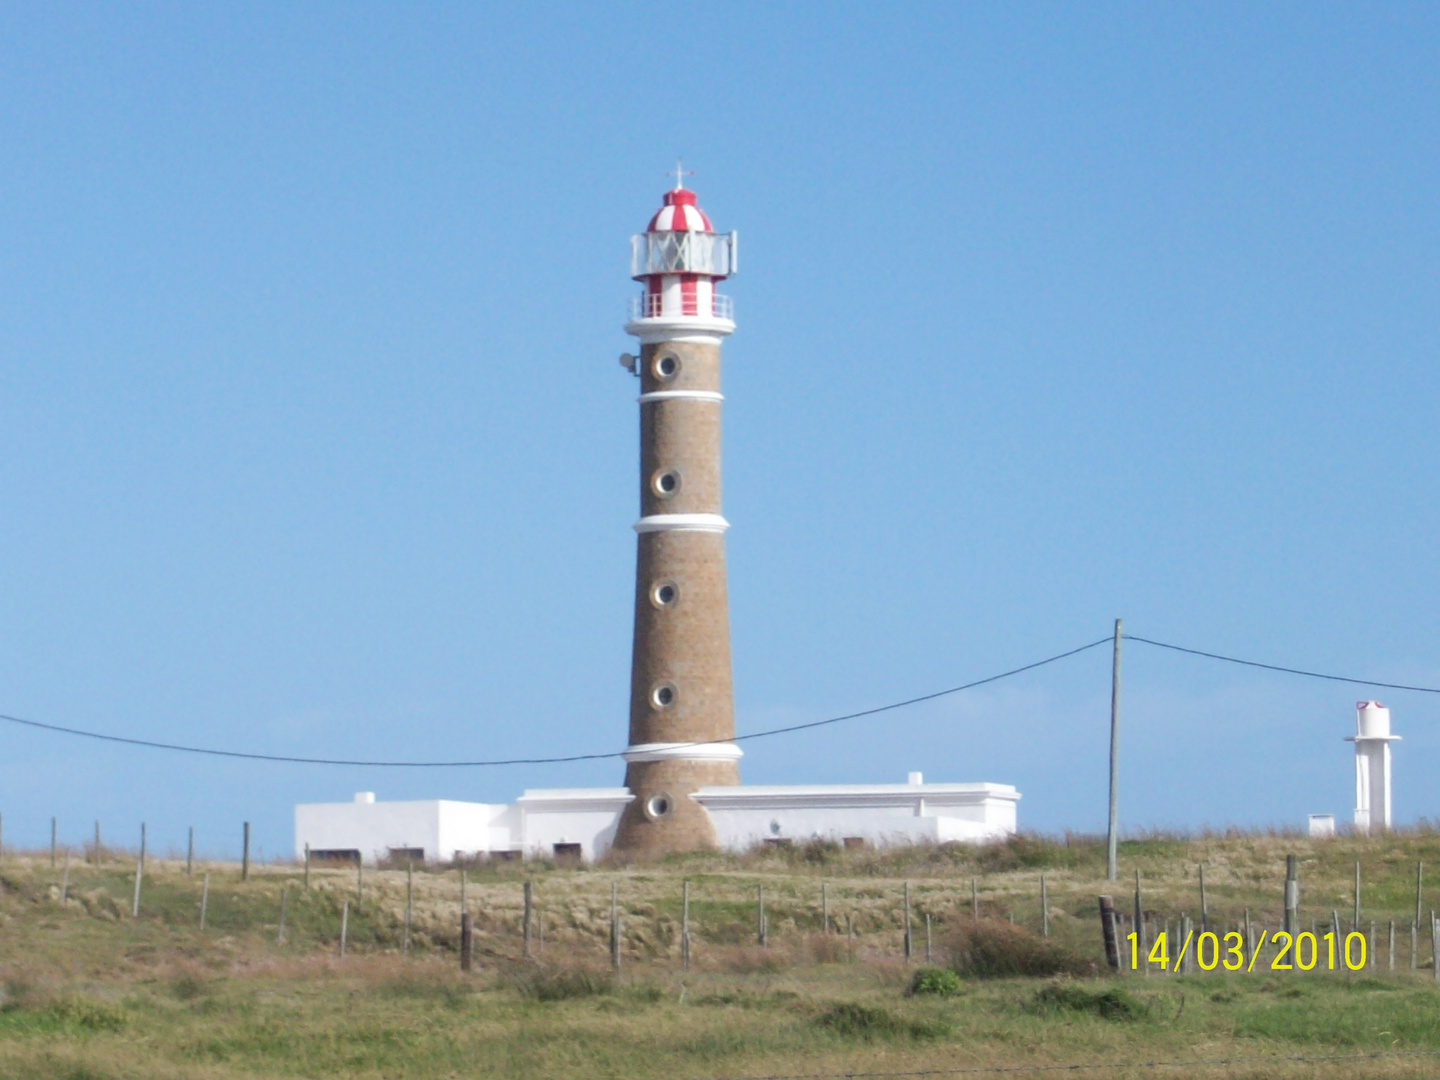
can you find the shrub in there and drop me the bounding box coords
[909,967,963,997]
[814,1002,947,1040]
[947,919,1095,979]
[1030,982,1147,1021]
[506,965,613,1001]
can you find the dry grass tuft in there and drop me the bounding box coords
[947,918,1095,978]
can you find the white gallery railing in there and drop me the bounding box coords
[629,293,734,320]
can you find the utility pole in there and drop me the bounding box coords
[1106,618,1122,881]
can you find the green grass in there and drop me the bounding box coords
[2,830,1440,1078]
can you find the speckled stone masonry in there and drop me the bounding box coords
[612,339,740,854]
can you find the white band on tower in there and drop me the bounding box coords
[634,513,730,533]
[623,741,744,764]
[638,390,724,404]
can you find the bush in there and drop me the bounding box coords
[44,997,128,1032]
[909,967,963,997]
[947,919,1095,979]
[814,1002,947,1040]
[506,965,613,1001]
[1029,982,1147,1021]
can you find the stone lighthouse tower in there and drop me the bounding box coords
[612,175,742,854]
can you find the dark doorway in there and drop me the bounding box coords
[553,842,583,863]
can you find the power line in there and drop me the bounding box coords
[6,631,1430,768]
[731,636,1111,743]
[0,636,1110,768]
[1125,634,1440,694]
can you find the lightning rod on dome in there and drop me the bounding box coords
[667,158,692,190]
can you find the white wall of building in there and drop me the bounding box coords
[295,776,1018,863]
[695,780,1019,850]
[293,794,511,864]
[515,789,633,860]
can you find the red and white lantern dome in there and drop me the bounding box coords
[625,165,737,339]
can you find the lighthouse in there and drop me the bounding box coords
[293,178,1024,864]
[611,173,743,853]
[1347,700,1400,834]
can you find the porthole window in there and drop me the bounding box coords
[651,469,681,498]
[654,354,680,380]
[645,792,674,820]
[650,682,677,709]
[650,581,679,608]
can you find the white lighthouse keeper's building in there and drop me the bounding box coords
[1347,700,1400,834]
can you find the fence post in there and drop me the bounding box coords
[682,880,691,971]
[403,857,413,955]
[1285,856,1300,932]
[60,851,70,905]
[822,881,829,935]
[187,827,194,877]
[140,822,146,875]
[971,877,978,918]
[357,856,363,913]
[1431,913,1438,981]
[132,856,143,918]
[1041,873,1049,938]
[610,881,621,976]
[1106,618,1122,881]
[1389,921,1395,972]
[758,885,767,947]
[523,880,533,957]
[200,872,209,930]
[1199,864,1209,933]
[1417,861,1424,928]
[242,822,250,882]
[1353,862,1360,932]
[303,843,310,890]
[925,912,932,964]
[460,912,473,971]
[278,885,288,946]
[339,899,348,958]
[903,882,912,961]
[1099,896,1119,970]
[94,820,101,864]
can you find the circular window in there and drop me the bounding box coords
[650,581,679,608]
[645,792,674,820]
[654,354,680,380]
[651,469,681,498]
[650,682,677,709]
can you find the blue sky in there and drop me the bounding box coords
[1,3,1436,859]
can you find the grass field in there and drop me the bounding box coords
[2,829,1439,1079]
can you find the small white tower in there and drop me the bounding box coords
[1346,701,1400,834]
